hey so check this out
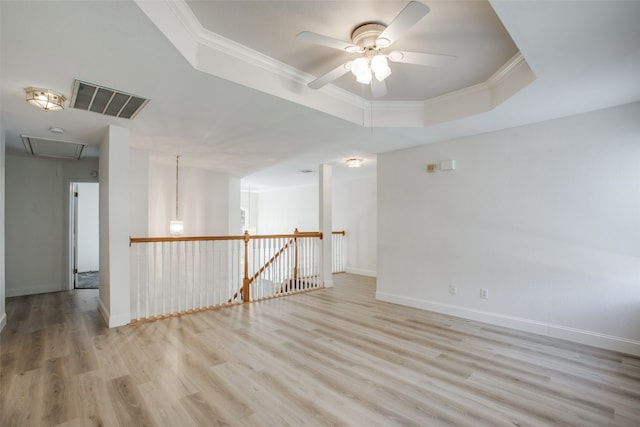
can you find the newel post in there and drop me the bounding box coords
[243,230,250,302]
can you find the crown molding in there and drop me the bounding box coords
[135,0,533,129]
[423,52,535,125]
[488,52,527,86]
[136,0,365,116]
[158,0,363,109]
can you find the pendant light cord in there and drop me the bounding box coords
[175,155,181,219]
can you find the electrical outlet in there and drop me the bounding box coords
[480,288,489,299]
[449,284,457,295]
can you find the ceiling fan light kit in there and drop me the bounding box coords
[298,1,456,97]
[350,54,391,84]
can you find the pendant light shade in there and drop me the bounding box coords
[169,220,184,235]
[371,55,392,81]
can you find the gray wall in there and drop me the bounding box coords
[5,154,98,296]
[0,131,6,331]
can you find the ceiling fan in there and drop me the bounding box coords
[297,1,456,98]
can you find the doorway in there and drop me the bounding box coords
[71,182,99,289]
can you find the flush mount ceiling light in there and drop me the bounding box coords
[347,158,363,168]
[25,87,66,111]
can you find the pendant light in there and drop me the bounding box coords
[169,155,184,235]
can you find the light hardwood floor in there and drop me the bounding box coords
[2,273,639,426]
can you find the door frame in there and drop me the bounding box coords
[66,179,99,290]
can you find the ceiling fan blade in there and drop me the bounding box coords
[308,62,352,89]
[297,31,361,53]
[387,50,457,67]
[371,78,387,98]
[376,1,430,48]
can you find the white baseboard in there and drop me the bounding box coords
[376,291,640,357]
[97,298,110,327]
[0,312,6,332]
[6,283,61,297]
[345,267,377,277]
[98,298,130,328]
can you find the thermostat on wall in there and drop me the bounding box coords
[439,159,456,171]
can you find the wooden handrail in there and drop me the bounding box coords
[130,231,322,246]
[248,238,295,286]
[332,230,346,235]
[131,228,327,317]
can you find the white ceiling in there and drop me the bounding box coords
[1,1,639,191]
[185,0,518,101]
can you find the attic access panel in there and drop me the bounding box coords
[70,79,150,119]
[21,135,87,160]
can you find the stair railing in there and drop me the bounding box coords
[129,229,323,322]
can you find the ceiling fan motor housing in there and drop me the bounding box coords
[351,23,386,50]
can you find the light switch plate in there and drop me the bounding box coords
[439,159,456,171]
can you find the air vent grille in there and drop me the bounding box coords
[70,79,150,119]
[22,135,87,160]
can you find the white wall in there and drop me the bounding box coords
[257,185,319,234]
[333,176,377,276]
[76,182,99,272]
[227,176,241,235]
[98,125,130,327]
[129,148,149,237]
[147,155,238,236]
[256,175,377,276]
[5,155,98,297]
[240,190,259,233]
[377,102,640,356]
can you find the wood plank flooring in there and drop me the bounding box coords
[2,273,639,426]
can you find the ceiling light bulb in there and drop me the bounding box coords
[371,55,392,82]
